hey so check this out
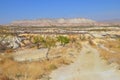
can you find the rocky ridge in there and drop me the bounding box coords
[11,18,96,26]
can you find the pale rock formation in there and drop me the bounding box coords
[11,18,96,26]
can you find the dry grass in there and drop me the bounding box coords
[96,39,120,64]
[0,36,81,80]
[99,48,120,64]
[0,53,72,80]
[101,39,120,53]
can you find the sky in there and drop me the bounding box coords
[0,0,120,24]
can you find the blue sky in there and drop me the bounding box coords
[0,0,120,24]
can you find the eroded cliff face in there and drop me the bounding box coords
[11,18,96,26]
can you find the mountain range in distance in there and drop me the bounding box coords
[99,19,120,25]
[6,18,120,27]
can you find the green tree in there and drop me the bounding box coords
[33,36,56,60]
[43,36,56,60]
[57,36,70,46]
[33,35,45,49]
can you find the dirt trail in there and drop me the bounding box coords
[50,42,120,80]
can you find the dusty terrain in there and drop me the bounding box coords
[50,42,120,80]
[0,37,120,80]
[0,25,120,80]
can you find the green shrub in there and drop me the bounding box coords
[57,36,70,46]
[48,64,57,70]
[33,36,44,44]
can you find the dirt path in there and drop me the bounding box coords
[50,42,120,80]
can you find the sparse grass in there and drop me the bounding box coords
[102,39,120,53]
[48,64,57,70]
[97,39,120,64]
[88,39,96,47]
[0,53,72,80]
[5,49,14,54]
[99,48,120,64]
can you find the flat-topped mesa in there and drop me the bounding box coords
[11,18,96,26]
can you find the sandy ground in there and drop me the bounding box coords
[13,48,48,61]
[50,42,120,80]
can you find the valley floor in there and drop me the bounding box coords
[0,38,120,80]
